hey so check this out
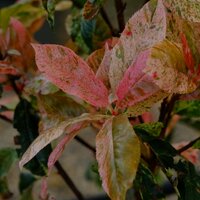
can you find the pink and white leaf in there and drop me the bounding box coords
[47,122,87,174]
[32,44,109,108]
[109,0,167,93]
[19,113,108,169]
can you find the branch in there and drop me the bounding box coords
[159,94,179,138]
[75,135,96,154]
[55,161,85,200]
[100,8,117,36]
[178,136,200,154]
[114,0,126,32]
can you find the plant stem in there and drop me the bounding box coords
[55,161,85,200]
[159,95,179,138]
[75,135,96,154]
[100,8,117,36]
[114,0,126,32]
[178,136,200,154]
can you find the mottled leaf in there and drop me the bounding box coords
[174,100,200,117]
[0,148,17,178]
[81,15,111,50]
[86,47,105,73]
[144,39,197,94]
[0,2,46,31]
[96,115,141,200]
[109,0,166,93]
[163,0,200,23]
[83,0,105,20]
[134,163,165,200]
[134,122,163,137]
[32,44,109,107]
[47,122,87,174]
[19,113,108,169]
[42,0,56,28]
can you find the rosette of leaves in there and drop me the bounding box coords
[19,0,200,199]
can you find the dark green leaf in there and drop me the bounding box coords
[81,15,111,50]
[73,0,87,8]
[0,148,17,178]
[13,99,51,176]
[134,163,165,200]
[177,161,200,200]
[134,122,163,137]
[20,185,34,200]
[19,173,36,194]
[0,177,12,199]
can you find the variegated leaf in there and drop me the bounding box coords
[32,44,109,107]
[109,0,167,93]
[19,113,108,169]
[164,0,200,23]
[115,50,167,116]
[144,39,197,94]
[96,115,141,200]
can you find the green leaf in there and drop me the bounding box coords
[134,122,164,137]
[42,0,56,29]
[0,2,46,31]
[0,148,17,178]
[134,163,165,200]
[174,100,200,117]
[96,115,141,200]
[14,99,52,176]
[19,173,36,194]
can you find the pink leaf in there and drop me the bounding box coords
[109,0,167,93]
[0,62,19,75]
[47,122,86,174]
[40,177,48,200]
[32,44,109,108]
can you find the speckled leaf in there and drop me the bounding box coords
[163,0,200,23]
[109,0,166,93]
[0,2,46,31]
[83,0,101,20]
[86,47,105,73]
[115,50,167,116]
[32,44,109,107]
[19,113,108,169]
[96,115,141,200]
[144,39,197,94]
[47,122,87,174]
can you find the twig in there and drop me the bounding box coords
[55,161,85,200]
[178,136,200,154]
[75,135,96,154]
[114,0,126,32]
[100,8,117,36]
[159,95,179,138]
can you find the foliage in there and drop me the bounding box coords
[0,0,200,199]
